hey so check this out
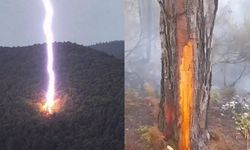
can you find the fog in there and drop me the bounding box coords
[125,0,250,93]
[125,0,161,93]
[213,0,250,91]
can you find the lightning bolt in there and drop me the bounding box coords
[43,0,55,114]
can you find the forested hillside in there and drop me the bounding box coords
[0,42,124,150]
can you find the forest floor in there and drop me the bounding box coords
[125,93,247,150]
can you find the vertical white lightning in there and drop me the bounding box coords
[43,0,55,114]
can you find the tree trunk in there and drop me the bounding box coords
[139,0,153,62]
[158,0,218,149]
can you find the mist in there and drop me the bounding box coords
[125,0,161,94]
[125,0,250,94]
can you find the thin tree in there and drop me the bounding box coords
[158,0,218,149]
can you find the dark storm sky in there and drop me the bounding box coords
[0,0,123,46]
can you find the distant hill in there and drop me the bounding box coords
[89,40,124,59]
[0,42,124,150]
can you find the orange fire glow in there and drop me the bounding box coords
[38,98,62,115]
[43,100,55,114]
[179,41,194,150]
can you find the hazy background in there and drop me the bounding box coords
[125,0,250,94]
[125,2,250,149]
[0,0,123,46]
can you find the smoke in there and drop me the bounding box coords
[125,0,161,93]
[212,0,250,92]
[125,0,250,93]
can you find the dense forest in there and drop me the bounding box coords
[0,42,124,150]
[89,41,124,60]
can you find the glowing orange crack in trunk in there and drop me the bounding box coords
[179,41,194,150]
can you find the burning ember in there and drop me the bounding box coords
[42,0,56,114]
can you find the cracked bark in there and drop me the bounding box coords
[158,0,218,149]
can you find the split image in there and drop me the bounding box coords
[0,0,249,150]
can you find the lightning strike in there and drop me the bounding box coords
[43,0,55,114]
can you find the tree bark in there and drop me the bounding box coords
[158,0,218,149]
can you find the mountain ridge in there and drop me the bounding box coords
[0,42,124,150]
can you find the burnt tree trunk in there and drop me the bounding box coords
[158,0,218,149]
